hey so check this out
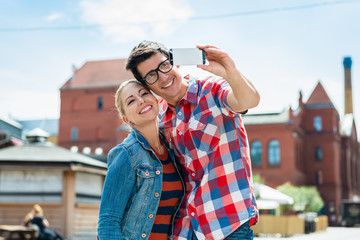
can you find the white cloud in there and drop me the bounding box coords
[45,12,63,22]
[0,90,59,120]
[79,0,193,42]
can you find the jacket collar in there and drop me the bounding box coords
[131,128,170,152]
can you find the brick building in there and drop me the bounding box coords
[58,59,133,157]
[58,57,359,226]
[244,81,359,225]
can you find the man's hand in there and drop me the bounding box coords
[196,45,236,80]
[196,45,260,113]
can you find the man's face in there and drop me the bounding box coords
[137,52,188,106]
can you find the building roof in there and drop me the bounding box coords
[60,59,134,90]
[26,127,50,138]
[243,109,290,125]
[0,142,107,169]
[306,81,334,107]
[0,115,22,139]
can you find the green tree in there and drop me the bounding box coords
[252,174,264,184]
[277,182,324,212]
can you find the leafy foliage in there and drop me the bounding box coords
[253,174,264,184]
[277,182,324,213]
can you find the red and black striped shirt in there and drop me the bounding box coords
[148,148,183,240]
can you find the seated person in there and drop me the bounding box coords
[24,204,63,240]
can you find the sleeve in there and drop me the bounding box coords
[206,76,239,117]
[97,146,135,240]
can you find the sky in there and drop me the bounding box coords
[1,0,359,136]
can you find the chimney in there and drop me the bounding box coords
[343,57,353,115]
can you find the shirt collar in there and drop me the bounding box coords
[182,75,198,104]
[159,75,198,116]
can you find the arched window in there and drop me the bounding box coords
[71,127,78,141]
[250,141,262,165]
[268,140,280,165]
[98,97,103,110]
[314,116,322,131]
[315,147,323,161]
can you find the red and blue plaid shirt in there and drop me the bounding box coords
[159,76,258,240]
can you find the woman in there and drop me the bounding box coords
[24,204,63,240]
[97,80,185,240]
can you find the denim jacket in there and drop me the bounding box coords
[97,129,185,240]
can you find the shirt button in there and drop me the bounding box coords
[179,132,182,135]
[154,193,159,197]
[192,173,195,177]
[200,123,203,127]
[178,112,182,116]
[155,170,160,175]
[148,214,154,218]
[191,212,195,217]
[141,233,146,238]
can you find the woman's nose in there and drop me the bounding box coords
[137,96,145,104]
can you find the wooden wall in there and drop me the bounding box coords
[73,203,100,240]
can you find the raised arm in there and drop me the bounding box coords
[197,45,260,113]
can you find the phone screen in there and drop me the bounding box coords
[170,48,206,66]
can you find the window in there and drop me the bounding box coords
[251,141,262,165]
[72,98,79,111]
[268,140,280,165]
[71,127,78,141]
[315,170,323,186]
[314,116,322,131]
[315,147,323,161]
[98,97,103,110]
[96,127,103,140]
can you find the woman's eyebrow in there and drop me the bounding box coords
[125,94,134,103]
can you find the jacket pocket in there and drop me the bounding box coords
[136,166,156,194]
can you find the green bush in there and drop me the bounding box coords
[277,182,324,213]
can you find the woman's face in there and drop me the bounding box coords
[121,82,159,127]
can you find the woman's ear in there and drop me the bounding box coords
[122,116,129,125]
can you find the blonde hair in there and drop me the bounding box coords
[115,79,144,117]
[24,204,44,224]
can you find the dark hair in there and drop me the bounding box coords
[126,40,170,83]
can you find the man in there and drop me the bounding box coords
[126,41,260,240]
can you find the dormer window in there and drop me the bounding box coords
[314,116,322,131]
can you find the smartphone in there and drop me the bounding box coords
[169,48,206,66]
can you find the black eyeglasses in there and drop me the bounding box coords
[142,59,173,85]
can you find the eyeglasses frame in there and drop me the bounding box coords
[142,59,173,85]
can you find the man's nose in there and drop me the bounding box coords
[157,71,169,81]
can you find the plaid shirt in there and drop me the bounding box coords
[159,76,258,240]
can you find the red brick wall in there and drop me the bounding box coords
[247,123,306,188]
[58,87,123,155]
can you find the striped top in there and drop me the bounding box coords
[148,147,183,240]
